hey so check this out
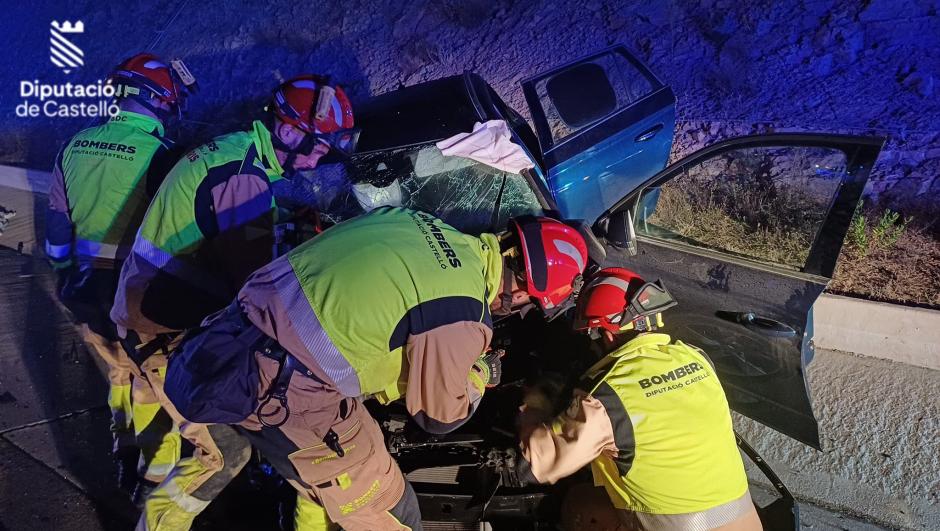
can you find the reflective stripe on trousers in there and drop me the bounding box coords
[80,324,181,480]
[131,363,181,482]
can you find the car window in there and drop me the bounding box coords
[531,51,655,146]
[315,144,545,235]
[633,145,847,270]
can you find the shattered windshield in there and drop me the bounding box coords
[301,143,545,235]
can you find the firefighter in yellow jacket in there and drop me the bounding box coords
[516,267,762,531]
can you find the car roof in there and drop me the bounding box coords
[354,74,488,153]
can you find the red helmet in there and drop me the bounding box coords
[272,75,354,133]
[109,53,195,110]
[271,75,357,156]
[574,267,677,334]
[510,217,588,311]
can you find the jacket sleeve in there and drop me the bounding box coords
[517,390,617,485]
[44,151,74,269]
[197,166,276,289]
[111,163,232,335]
[144,140,179,198]
[405,321,492,434]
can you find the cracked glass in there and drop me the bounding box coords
[302,143,545,235]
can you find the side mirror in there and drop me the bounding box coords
[605,209,638,256]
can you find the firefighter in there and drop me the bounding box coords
[164,208,589,530]
[515,268,763,531]
[110,75,357,530]
[44,52,194,496]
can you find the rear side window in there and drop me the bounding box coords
[530,52,655,146]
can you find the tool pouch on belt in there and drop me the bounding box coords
[287,405,404,522]
[164,302,264,424]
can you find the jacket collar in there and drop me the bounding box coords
[480,233,503,308]
[608,333,673,359]
[251,120,285,181]
[111,110,165,137]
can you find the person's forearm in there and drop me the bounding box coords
[518,394,616,484]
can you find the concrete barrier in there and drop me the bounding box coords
[813,293,940,371]
[0,165,51,255]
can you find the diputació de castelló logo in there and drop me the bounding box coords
[50,20,84,74]
[15,20,120,119]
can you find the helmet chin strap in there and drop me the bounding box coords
[121,92,174,123]
[495,266,515,317]
[269,129,299,176]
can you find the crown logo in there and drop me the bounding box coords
[51,20,84,33]
[49,20,85,74]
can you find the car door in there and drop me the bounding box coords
[598,134,883,448]
[521,45,676,223]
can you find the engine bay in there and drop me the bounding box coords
[367,311,600,528]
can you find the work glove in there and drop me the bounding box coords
[474,348,504,388]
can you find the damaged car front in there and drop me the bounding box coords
[304,45,883,530]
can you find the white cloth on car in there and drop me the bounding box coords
[435,120,533,174]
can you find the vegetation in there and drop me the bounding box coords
[646,180,940,308]
[647,183,812,267]
[829,202,940,307]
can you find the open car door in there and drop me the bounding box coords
[521,45,676,223]
[598,134,883,448]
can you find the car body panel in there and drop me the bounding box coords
[354,74,494,154]
[602,134,884,447]
[521,45,676,223]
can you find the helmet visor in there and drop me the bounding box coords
[612,280,677,328]
[631,281,676,315]
[313,128,360,158]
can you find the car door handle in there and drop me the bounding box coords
[716,311,797,338]
[634,124,664,142]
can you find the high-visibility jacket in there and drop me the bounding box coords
[45,111,173,268]
[238,207,503,433]
[111,120,285,335]
[520,333,748,515]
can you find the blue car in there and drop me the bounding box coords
[311,45,884,530]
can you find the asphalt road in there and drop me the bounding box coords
[0,249,903,530]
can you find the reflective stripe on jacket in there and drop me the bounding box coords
[45,111,172,267]
[238,207,503,432]
[520,333,749,515]
[111,120,285,335]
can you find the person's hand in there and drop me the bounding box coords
[521,386,552,413]
[475,348,504,388]
[517,374,565,427]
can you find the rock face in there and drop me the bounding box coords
[1,1,937,218]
